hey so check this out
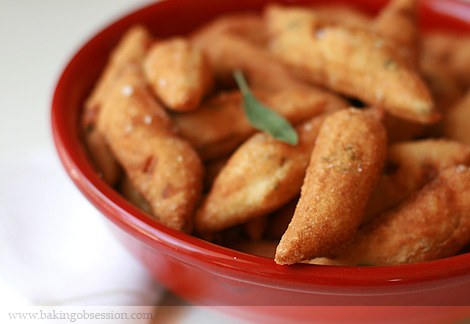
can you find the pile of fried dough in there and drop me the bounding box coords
[82,0,470,266]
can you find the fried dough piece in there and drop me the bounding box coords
[97,67,203,232]
[173,87,346,161]
[82,25,153,185]
[189,13,268,46]
[195,115,326,233]
[372,0,419,68]
[419,27,468,114]
[191,27,294,91]
[320,165,470,266]
[143,37,213,111]
[173,90,251,161]
[275,109,387,265]
[421,32,470,88]
[442,90,470,145]
[192,30,347,110]
[119,176,153,215]
[451,41,470,88]
[264,5,437,124]
[363,139,470,224]
[84,25,153,116]
[312,4,372,29]
[420,58,465,113]
[83,129,123,185]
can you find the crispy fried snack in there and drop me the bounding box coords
[320,165,470,266]
[312,4,372,29]
[372,0,419,68]
[264,5,438,124]
[84,25,153,115]
[195,115,327,233]
[119,176,153,215]
[363,139,470,224]
[82,25,153,185]
[143,37,213,111]
[189,12,268,46]
[172,87,345,161]
[442,90,470,145]
[97,67,204,232]
[275,109,387,265]
[421,32,470,88]
[451,41,470,88]
[172,90,252,161]
[420,58,465,113]
[192,29,347,110]
[83,129,123,185]
[192,30,292,90]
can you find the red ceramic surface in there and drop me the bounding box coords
[51,0,470,323]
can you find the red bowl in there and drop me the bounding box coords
[51,0,470,323]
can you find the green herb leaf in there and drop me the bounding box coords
[233,69,298,145]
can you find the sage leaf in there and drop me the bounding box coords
[233,69,298,145]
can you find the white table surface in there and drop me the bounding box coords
[0,0,248,323]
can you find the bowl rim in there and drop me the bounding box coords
[51,0,470,294]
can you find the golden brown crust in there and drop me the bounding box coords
[264,5,438,124]
[189,12,268,47]
[275,109,387,265]
[312,4,372,29]
[330,165,470,266]
[191,29,347,113]
[143,37,213,111]
[419,33,468,131]
[420,58,465,113]
[83,129,123,185]
[84,25,153,120]
[195,115,327,233]
[172,87,344,161]
[363,139,470,224]
[82,25,153,185]
[119,176,153,215]
[82,9,470,265]
[421,32,470,89]
[192,30,289,90]
[442,90,470,145]
[97,67,203,232]
[372,0,419,68]
[172,90,250,161]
